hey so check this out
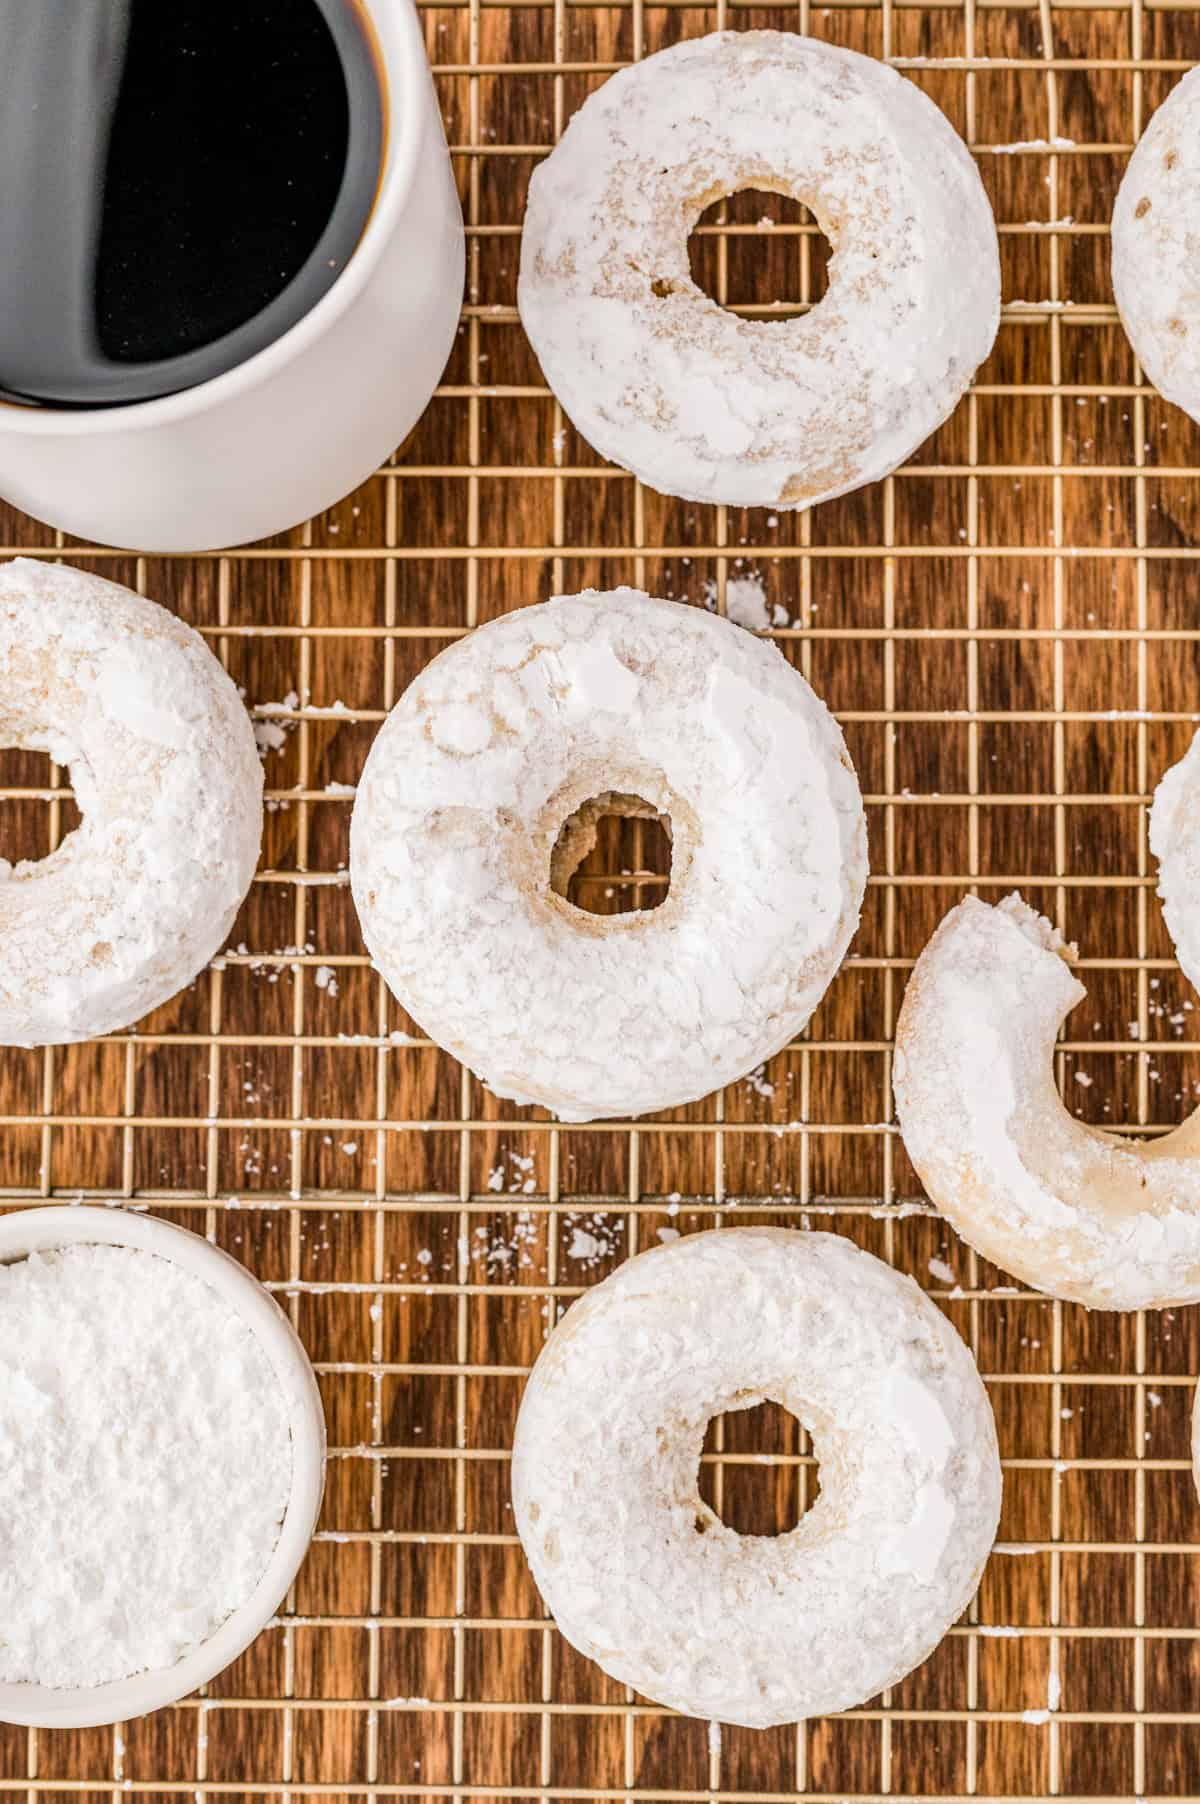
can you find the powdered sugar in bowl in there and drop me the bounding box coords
[0,1207,326,1728]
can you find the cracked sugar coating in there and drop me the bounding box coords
[896,732,1200,1310]
[1113,69,1200,425]
[349,588,867,1121]
[0,558,262,1044]
[518,31,1000,510]
[512,1228,1001,1727]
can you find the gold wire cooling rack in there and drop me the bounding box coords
[4,0,1200,1798]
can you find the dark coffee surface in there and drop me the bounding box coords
[0,0,384,406]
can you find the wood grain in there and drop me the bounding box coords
[2,1,1200,1798]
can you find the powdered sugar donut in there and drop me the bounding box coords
[513,1228,1001,1727]
[895,730,1200,1309]
[1113,69,1200,422]
[350,588,866,1121]
[1150,728,1200,1003]
[0,558,262,1044]
[518,31,1000,510]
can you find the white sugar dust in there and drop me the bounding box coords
[0,1245,292,1688]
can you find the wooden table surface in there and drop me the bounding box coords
[3,0,1200,1799]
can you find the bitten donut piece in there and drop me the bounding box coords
[512,1228,1001,1728]
[895,731,1200,1310]
[1113,69,1200,421]
[519,30,1000,510]
[0,558,263,1044]
[350,588,866,1121]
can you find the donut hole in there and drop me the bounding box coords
[550,791,672,916]
[698,1399,818,1536]
[0,745,82,870]
[687,189,832,321]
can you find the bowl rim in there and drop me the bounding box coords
[0,1205,327,1728]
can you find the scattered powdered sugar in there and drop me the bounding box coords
[472,1212,539,1273]
[486,1149,538,1196]
[991,136,1076,152]
[1024,1638,1062,1721]
[564,1214,624,1267]
[254,720,289,755]
[744,1061,777,1100]
[705,571,771,631]
[0,1245,292,1688]
[253,692,301,759]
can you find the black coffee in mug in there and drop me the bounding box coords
[0,0,385,407]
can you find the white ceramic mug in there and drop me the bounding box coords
[0,0,464,552]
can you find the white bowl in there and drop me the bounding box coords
[0,1206,326,1728]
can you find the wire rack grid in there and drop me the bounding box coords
[2,0,1200,1799]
